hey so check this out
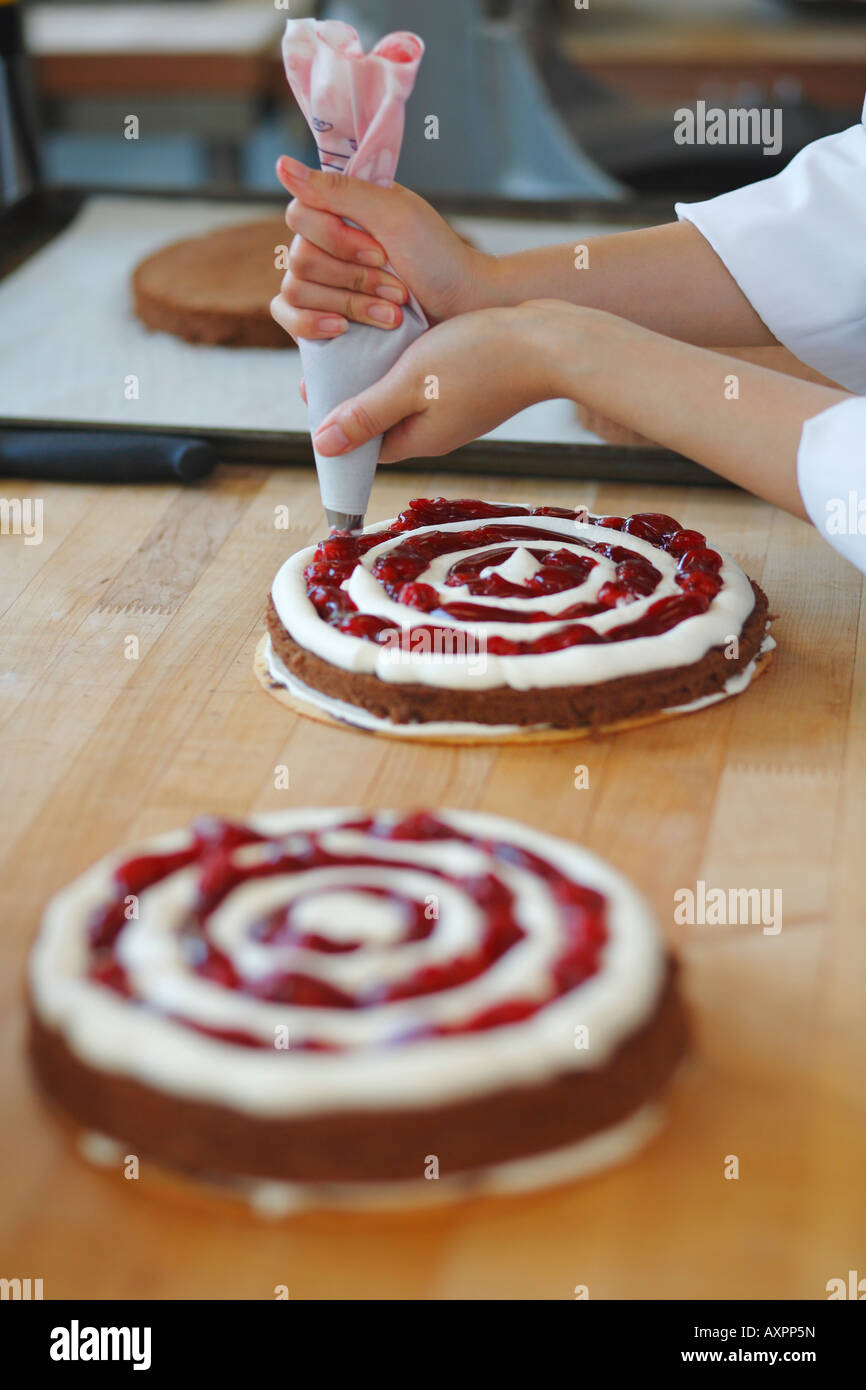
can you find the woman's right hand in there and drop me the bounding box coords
[270,155,499,342]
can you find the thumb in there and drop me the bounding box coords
[312,365,423,457]
[276,155,401,237]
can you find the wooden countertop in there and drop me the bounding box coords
[1,462,864,1300]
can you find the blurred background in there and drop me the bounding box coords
[3,0,865,210]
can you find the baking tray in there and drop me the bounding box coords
[0,184,725,486]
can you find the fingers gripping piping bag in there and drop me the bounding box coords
[281,20,428,531]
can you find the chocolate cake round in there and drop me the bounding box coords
[261,498,773,740]
[132,218,294,349]
[28,810,687,1204]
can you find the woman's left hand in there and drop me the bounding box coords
[311,303,572,464]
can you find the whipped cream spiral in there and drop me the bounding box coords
[271,501,757,692]
[29,809,665,1116]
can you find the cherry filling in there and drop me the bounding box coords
[252,885,434,953]
[87,846,199,953]
[443,545,597,598]
[302,500,728,652]
[84,814,610,1045]
[439,600,606,626]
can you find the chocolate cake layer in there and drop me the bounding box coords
[29,966,687,1185]
[134,219,474,349]
[133,219,294,349]
[266,583,769,729]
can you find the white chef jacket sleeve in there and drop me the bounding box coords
[675,118,866,393]
[797,397,866,575]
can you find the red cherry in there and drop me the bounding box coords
[307,586,355,623]
[667,528,706,556]
[114,848,195,896]
[448,955,486,987]
[623,516,664,544]
[399,497,523,527]
[528,625,598,653]
[460,873,513,910]
[563,624,603,647]
[197,949,240,990]
[555,881,607,915]
[382,966,441,1001]
[339,815,377,833]
[318,535,360,563]
[385,954,483,1000]
[677,548,722,574]
[527,566,573,596]
[607,545,642,564]
[530,505,577,519]
[89,956,131,995]
[478,574,527,598]
[337,613,396,640]
[558,601,606,619]
[646,593,711,626]
[460,1000,539,1032]
[631,511,681,537]
[439,601,518,623]
[610,592,710,639]
[616,559,661,596]
[372,553,425,586]
[676,570,722,599]
[303,559,353,586]
[597,580,631,607]
[192,1025,264,1049]
[306,582,339,606]
[531,629,582,653]
[486,636,520,656]
[482,911,524,960]
[405,904,437,943]
[87,902,128,951]
[196,854,245,910]
[356,529,393,552]
[552,946,594,992]
[257,973,356,1009]
[387,812,452,841]
[596,515,625,530]
[543,547,582,569]
[191,818,264,855]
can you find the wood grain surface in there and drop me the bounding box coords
[1,462,863,1301]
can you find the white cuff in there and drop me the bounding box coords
[797,397,866,574]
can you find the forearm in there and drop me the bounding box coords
[485,221,774,348]
[710,345,845,389]
[545,308,849,519]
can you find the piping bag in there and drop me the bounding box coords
[281,19,428,532]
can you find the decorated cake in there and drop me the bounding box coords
[258,498,773,741]
[28,809,687,1206]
